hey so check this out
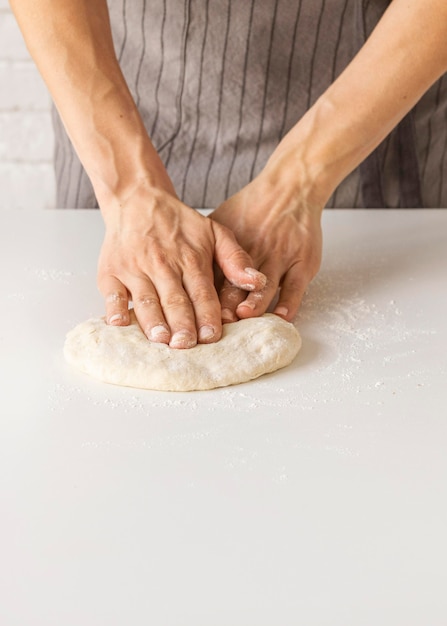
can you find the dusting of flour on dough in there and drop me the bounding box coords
[64,312,301,392]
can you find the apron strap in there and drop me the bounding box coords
[396,112,422,207]
[356,1,422,208]
[359,150,385,208]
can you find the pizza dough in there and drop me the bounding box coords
[64,311,301,392]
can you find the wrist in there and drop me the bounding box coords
[89,115,176,216]
[265,96,351,210]
[265,87,383,210]
[97,174,178,233]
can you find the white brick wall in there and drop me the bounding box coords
[0,3,56,209]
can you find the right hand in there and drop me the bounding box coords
[97,180,266,349]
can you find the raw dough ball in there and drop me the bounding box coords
[64,311,301,391]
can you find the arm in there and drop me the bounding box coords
[211,0,447,321]
[10,0,266,347]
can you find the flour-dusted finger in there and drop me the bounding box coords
[98,275,130,326]
[153,266,198,349]
[218,278,246,323]
[236,261,281,320]
[273,263,308,322]
[128,277,170,344]
[182,263,223,344]
[212,221,267,292]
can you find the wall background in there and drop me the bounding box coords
[0,1,55,209]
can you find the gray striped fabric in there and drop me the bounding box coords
[52,0,447,208]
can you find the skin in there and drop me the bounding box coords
[10,0,447,346]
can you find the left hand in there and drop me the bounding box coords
[210,168,323,323]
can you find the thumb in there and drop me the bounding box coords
[212,221,266,291]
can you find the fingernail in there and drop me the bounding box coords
[221,308,236,322]
[170,331,197,349]
[198,325,215,342]
[147,324,170,343]
[274,306,289,318]
[109,313,124,325]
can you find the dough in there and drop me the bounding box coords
[64,311,301,392]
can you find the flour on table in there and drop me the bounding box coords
[64,312,301,391]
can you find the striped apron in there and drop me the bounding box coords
[53,0,447,208]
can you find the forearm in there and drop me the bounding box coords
[9,0,170,208]
[268,0,447,208]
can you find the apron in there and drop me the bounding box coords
[52,0,447,208]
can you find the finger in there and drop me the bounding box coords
[129,278,170,344]
[273,263,309,322]
[236,262,280,319]
[155,269,198,349]
[213,265,244,323]
[218,278,247,323]
[98,275,130,326]
[211,221,267,291]
[182,265,223,344]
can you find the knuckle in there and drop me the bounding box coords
[251,290,270,309]
[264,276,277,293]
[289,259,316,284]
[149,247,169,268]
[189,284,216,305]
[251,276,276,301]
[180,246,204,269]
[164,292,191,310]
[220,285,244,303]
[105,291,128,306]
[284,271,303,289]
[226,248,251,267]
[133,294,160,309]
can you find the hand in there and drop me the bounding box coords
[97,181,266,349]
[210,168,323,323]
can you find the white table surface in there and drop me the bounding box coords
[1,209,446,625]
